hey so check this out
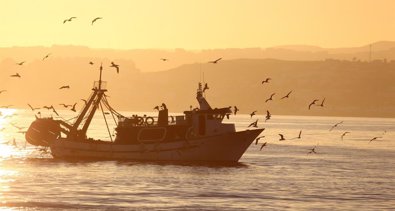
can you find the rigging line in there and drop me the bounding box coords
[102,97,124,118]
[100,101,113,142]
[103,95,118,125]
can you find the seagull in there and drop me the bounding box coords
[319,98,326,107]
[329,121,343,131]
[341,132,350,140]
[233,106,239,115]
[250,110,257,118]
[16,61,25,65]
[278,134,286,141]
[10,123,25,130]
[153,106,160,111]
[63,16,76,24]
[10,73,21,78]
[160,58,168,61]
[43,105,52,110]
[59,103,71,108]
[265,93,275,103]
[59,85,70,89]
[203,83,209,92]
[208,58,222,64]
[1,105,13,108]
[308,99,319,110]
[110,62,120,73]
[369,136,382,143]
[70,103,77,112]
[308,146,317,154]
[248,119,258,128]
[27,104,40,111]
[265,110,271,121]
[80,99,87,105]
[261,78,271,84]
[255,135,265,145]
[42,53,51,60]
[260,142,268,150]
[281,91,293,99]
[297,130,302,139]
[89,61,94,65]
[91,17,103,25]
[0,90,6,94]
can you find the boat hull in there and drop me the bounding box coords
[50,129,263,162]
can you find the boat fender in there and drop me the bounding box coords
[137,117,144,125]
[145,117,155,125]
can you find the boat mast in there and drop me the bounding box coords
[69,63,107,139]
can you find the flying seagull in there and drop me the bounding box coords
[265,93,275,103]
[261,78,271,84]
[308,146,317,154]
[329,121,344,131]
[369,136,382,143]
[319,98,326,107]
[208,58,222,64]
[59,85,70,89]
[10,73,21,78]
[63,16,76,24]
[70,103,77,112]
[278,134,286,141]
[0,90,6,94]
[308,99,319,110]
[16,61,25,65]
[110,62,120,73]
[80,99,87,105]
[341,132,350,140]
[260,142,268,150]
[255,135,265,145]
[160,58,168,61]
[248,119,258,128]
[91,17,103,25]
[291,130,302,140]
[250,110,257,118]
[233,106,239,115]
[42,53,51,60]
[281,91,293,99]
[265,110,271,122]
[27,104,40,111]
[59,103,71,108]
[89,61,94,65]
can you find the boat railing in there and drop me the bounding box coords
[93,81,107,90]
[117,115,187,127]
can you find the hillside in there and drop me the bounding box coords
[1,57,394,118]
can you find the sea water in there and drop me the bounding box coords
[0,109,393,210]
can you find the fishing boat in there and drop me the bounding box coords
[25,66,263,162]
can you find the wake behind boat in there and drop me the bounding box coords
[25,67,263,162]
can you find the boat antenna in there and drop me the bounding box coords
[99,63,103,90]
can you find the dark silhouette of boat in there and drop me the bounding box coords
[25,69,263,162]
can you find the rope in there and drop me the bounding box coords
[100,101,113,142]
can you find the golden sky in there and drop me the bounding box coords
[0,0,394,49]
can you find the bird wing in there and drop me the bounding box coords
[215,58,222,62]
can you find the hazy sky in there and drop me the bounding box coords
[1,0,394,49]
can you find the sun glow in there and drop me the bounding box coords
[0,109,19,157]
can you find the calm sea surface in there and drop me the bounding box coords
[0,109,394,210]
